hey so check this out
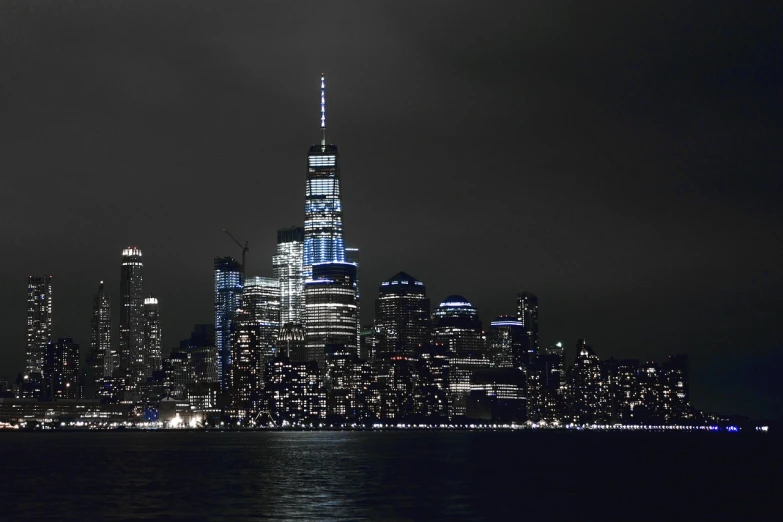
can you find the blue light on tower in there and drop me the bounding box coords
[303,74,346,280]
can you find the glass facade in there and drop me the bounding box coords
[273,227,304,326]
[303,263,358,370]
[26,275,52,375]
[241,276,281,363]
[303,143,345,280]
[214,256,243,391]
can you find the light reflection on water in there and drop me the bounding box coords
[0,430,775,520]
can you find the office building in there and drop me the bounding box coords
[303,262,358,369]
[273,226,305,325]
[432,295,487,417]
[488,316,525,369]
[375,272,430,357]
[241,276,281,363]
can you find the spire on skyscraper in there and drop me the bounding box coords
[320,74,327,148]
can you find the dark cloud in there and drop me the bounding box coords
[1,1,780,417]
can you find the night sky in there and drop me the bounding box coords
[1,1,781,419]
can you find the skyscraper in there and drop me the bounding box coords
[375,272,430,357]
[516,292,539,361]
[488,316,525,369]
[90,281,113,378]
[26,275,52,375]
[273,226,304,325]
[119,247,144,394]
[230,309,264,424]
[303,75,346,280]
[432,295,488,418]
[241,276,281,363]
[214,256,243,391]
[304,262,358,369]
[432,296,485,354]
[143,297,162,379]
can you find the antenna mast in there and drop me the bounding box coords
[320,74,327,149]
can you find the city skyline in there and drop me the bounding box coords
[1,1,780,420]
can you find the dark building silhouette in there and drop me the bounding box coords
[45,338,80,400]
[375,272,431,357]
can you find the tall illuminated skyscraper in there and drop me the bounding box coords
[273,226,304,325]
[90,281,113,378]
[215,256,243,391]
[303,75,346,280]
[26,275,52,375]
[119,247,144,399]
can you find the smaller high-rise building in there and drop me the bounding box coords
[241,276,281,364]
[229,310,265,425]
[214,256,243,391]
[566,339,605,424]
[663,354,690,419]
[516,292,539,363]
[303,262,358,369]
[539,342,566,422]
[45,338,80,400]
[273,227,305,326]
[488,316,525,369]
[91,282,113,377]
[143,297,162,379]
[26,275,53,375]
[375,272,431,358]
[601,357,640,424]
[432,296,487,418]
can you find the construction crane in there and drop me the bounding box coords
[223,229,249,273]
